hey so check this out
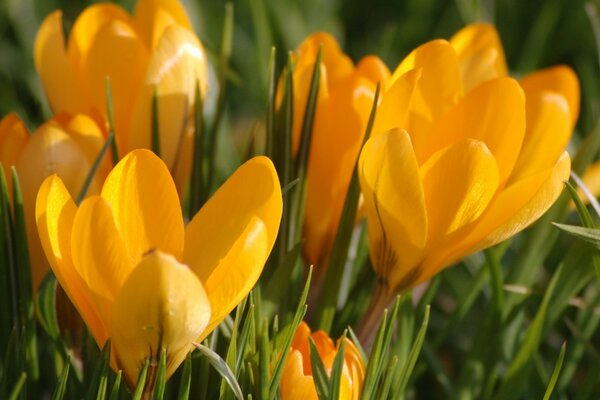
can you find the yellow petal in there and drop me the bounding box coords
[110,251,210,386]
[0,113,28,175]
[295,32,354,89]
[36,175,108,344]
[133,0,193,48]
[423,152,570,280]
[17,122,96,289]
[355,55,391,87]
[280,350,319,400]
[389,40,463,154]
[303,75,377,266]
[511,91,571,180]
[101,149,184,263]
[371,68,421,136]
[520,65,580,128]
[67,3,132,71]
[450,23,508,91]
[424,77,525,185]
[183,156,282,337]
[76,17,149,147]
[418,138,502,283]
[420,139,499,249]
[579,161,600,202]
[34,11,84,114]
[127,24,207,170]
[358,129,427,291]
[171,123,194,200]
[70,196,133,326]
[55,112,112,182]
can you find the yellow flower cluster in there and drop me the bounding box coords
[0,0,580,395]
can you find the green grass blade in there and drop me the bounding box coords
[496,264,560,398]
[268,268,312,398]
[361,296,401,399]
[153,348,167,400]
[258,321,270,400]
[9,168,38,380]
[75,124,115,205]
[264,47,277,159]
[328,331,347,400]
[151,84,161,157]
[392,305,430,396]
[131,358,150,400]
[542,342,566,400]
[189,81,205,216]
[105,77,120,165]
[178,353,192,400]
[7,372,26,400]
[52,362,70,400]
[308,337,330,400]
[205,2,234,196]
[290,47,322,242]
[108,371,122,400]
[193,343,243,400]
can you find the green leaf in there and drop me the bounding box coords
[7,372,26,400]
[392,305,430,396]
[268,268,311,398]
[205,2,234,197]
[153,348,167,400]
[361,296,401,399]
[193,343,243,400]
[189,80,206,217]
[553,223,600,247]
[308,337,330,400]
[257,321,270,400]
[178,353,192,400]
[328,331,347,400]
[496,262,560,398]
[75,126,114,205]
[290,46,322,243]
[543,342,566,400]
[108,371,122,400]
[105,77,120,165]
[9,168,38,379]
[52,362,70,400]
[151,85,161,157]
[264,47,277,159]
[131,358,150,400]
[86,341,111,400]
[35,271,59,339]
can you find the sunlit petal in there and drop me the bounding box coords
[101,149,184,263]
[184,156,282,337]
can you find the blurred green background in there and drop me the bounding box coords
[2,0,599,136]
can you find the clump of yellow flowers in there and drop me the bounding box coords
[0,0,585,396]
[357,23,578,337]
[36,149,282,384]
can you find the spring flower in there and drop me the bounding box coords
[358,23,578,332]
[34,0,207,197]
[0,112,109,290]
[287,32,390,271]
[281,321,364,399]
[36,149,282,385]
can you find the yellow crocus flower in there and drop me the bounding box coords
[36,149,282,385]
[287,32,390,271]
[34,0,207,197]
[0,112,109,290]
[281,321,364,400]
[359,23,579,308]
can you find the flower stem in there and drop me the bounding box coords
[356,281,396,350]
